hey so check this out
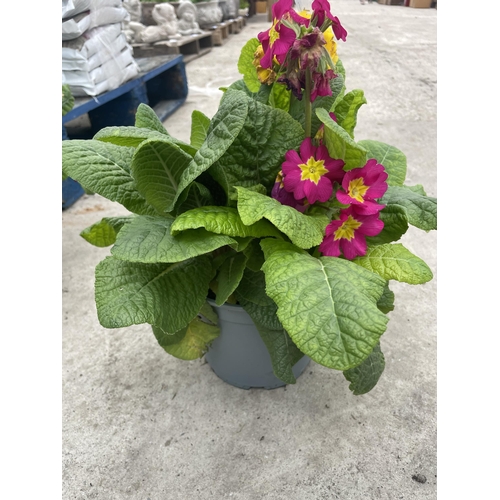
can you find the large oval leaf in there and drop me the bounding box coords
[260,239,388,371]
[95,255,215,334]
[357,140,407,186]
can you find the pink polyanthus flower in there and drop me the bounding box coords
[318,207,384,260]
[271,171,307,212]
[336,158,388,215]
[281,138,345,205]
[311,0,348,41]
[257,0,299,68]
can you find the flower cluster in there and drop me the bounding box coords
[255,0,347,101]
[262,0,388,260]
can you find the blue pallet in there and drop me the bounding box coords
[62,54,188,208]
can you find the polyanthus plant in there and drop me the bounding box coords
[62,0,437,395]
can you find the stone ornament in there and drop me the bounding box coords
[196,0,223,29]
[177,0,204,36]
[128,3,181,44]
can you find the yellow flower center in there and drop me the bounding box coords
[347,177,369,203]
[269,21,280,47]
[333,215,362,241]
[299,157,329,184]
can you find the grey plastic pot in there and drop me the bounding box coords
[205,299,310,390]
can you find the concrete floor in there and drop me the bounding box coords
[62,1,437,498]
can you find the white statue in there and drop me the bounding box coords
[177,0,203,36]
[128,3,181,44]
[122,0,142,43]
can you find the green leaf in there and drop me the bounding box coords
[131,138,193,214]
[334,89,367,138]
[234,268,275,308]
[80,216,133,247]
[215,252,248,305]
[381,185,437,231]
[209,92,304,197]
[174,181,213,214]
[289,73,345,138]
[237,38,261,93]
[134,103,169,134]
[152,302,220,360]
[111,215,237,263]
[190,110,211,149]
[269,82,291,112]
[171,206,283,239]
[357,140,407,186]
[95,255,215,333]
[62,140,156,215]
[343,343,385,395]
[174,89,250,203]
[366,205,409,245]
[316,108,367,170]
[62,84,74,116]
[235,187,328,249]
[260,239,388,371]
[353,243,433,284]
[94,126,197,157]
[242,238,265,272]
[377,283,395,314]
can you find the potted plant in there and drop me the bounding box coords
[62,0,437,394]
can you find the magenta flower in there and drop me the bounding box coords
[281,138,345,205]
[271,171,307,212]
[290,28,326,72]
[310,68,337,101]
[336,159,388,215]
[318,207,384,260]
[311,0,348,41]
[257,0,298,68]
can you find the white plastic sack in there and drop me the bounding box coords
[62,6,128,40]
[62,0,122,19]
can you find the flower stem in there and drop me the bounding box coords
[304,69,312,138]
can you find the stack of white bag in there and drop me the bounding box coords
[62,0,140,97]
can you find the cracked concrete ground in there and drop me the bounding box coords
[62,1,437,498]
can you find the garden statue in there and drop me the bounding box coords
[128,3,181,44]
[122,0,142,43]
[177,0,204,36]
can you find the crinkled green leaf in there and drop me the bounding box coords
[366,205,409,245]
[377,283,395,314]
[62,140,156,215]
[215,252,248,305]
[174,90,249,203]
[95,255,214,333]
[357,140,407,186]
[234,268,275,308]
[62,84,74,116]
[171,206,283,239]
[93,126,197,157]
[209,92,304,196]
[152,303,220,360]
[242,238,265,272]
[80,216,133,247]
[235,187,328,249]
[269,82,291,112]
[237,38,261,92]
[260,239,388,371]
[353,243,433,284]
[174,181,213,214]
[134,103,169,135]
[111,215,236,263]
[190,110,211,150]
[343,343,385,395]
[131,138,193,214]
[317,107,367,170]
[289,73,345,138]
[381,185,437,231]
[334,89,367,138]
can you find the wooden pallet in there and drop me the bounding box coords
[131,31,213,63]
